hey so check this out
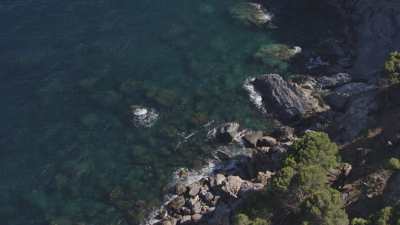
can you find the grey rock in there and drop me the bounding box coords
[317,73,352,89]
[252,74,328,123]
[203,192,214,203]
[162,218,177,225]
[180,215,192,224]
[215,174,226,186]
[191,201,202,214]
[325,82,376,110]
[221,176,243,198]
[188,197,199,208]
[257,136,277,147]
[191,214,203,222]
[243,131,264,147]
[188,182,201,197]
[256,171,274,184]
[180,207,192,215]
[272,126,295,141]
[168,196,185,210]
[208,122,240,143]
[175,183,187,195]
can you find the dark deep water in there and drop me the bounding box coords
[0,1,342,224]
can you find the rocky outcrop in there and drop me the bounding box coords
[325,82,376,111]
[248,74,329,123]
[245,72,379,144]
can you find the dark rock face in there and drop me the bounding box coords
[330,0,400,80]
[333,90,378,143]
[352,1,400,80]
[384,172,400,206]
[252,74,328,123]
[325,82,376,111]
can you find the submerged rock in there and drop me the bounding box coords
[253,44,301,71]
[254,44,302,62]
[130,105,159,128]
[230,2,273,27]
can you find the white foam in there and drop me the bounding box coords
[243,77,266,114]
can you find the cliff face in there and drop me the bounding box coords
[334,0,400,80]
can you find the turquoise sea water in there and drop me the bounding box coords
[0,1,341,224]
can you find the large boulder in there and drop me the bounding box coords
[250,74,329,123]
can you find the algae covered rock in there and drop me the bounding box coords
[253,44,301,71]
[254,44,301,63]
[230,2,273,27]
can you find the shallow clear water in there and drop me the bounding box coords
[0,1,341,224]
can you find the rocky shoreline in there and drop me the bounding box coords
[146,69,377,225]
[144,1,400,224]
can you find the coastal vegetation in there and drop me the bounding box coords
[385,51,400,85]
[235,131,349,225]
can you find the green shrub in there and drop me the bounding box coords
[296,165,328,195]
[384,51,400,85]
[252,218,270,225]
[292,131,339,171]
[351,218,369,225]
[375,207,393,225]
[233,213,270,225]
[388,157,400,170]
[300,188,349,225]
[271,166,295,193]
[233,213,251,225]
